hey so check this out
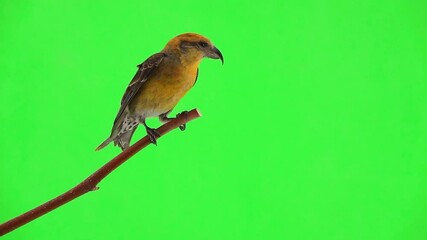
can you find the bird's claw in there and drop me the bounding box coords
[146,127,160,145]
[176,110,189,131]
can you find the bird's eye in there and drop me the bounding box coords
[199,41,208,48]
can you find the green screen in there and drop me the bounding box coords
[1,0,427,239]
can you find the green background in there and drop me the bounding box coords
[1,0,426,239]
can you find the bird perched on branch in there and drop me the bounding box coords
[96,33,223,151]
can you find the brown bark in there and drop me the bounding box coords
[0,109,202,236]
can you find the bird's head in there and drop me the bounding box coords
[162,33,224,65]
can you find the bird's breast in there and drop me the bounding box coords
[130,63,199,118]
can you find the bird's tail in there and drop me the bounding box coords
[94,128,136,151]
[113,127,137,150]
[96,111,127,151]
[95,137,114,151]
[96,113,138,151]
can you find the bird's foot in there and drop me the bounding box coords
[146,127,160,145]
[176,110,189,131]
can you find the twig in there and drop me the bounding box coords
[0,108,202,236]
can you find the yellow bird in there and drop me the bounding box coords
[96,33,223,151]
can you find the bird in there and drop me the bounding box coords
[96,33,223,151]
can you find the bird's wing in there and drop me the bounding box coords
[113,52,166,126]
[193,68,199,86]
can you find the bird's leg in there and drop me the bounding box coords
[176,110,189,131]
[159,111,173,123]
[141,119,160,145]
[159,110,188,131]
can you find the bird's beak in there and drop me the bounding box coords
[208,46,224,64]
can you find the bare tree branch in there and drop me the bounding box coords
[0,108,202,236]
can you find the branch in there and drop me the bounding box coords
[0,109,202,236]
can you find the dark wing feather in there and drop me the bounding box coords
[193,68,199,86]
[112,52,166,126]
